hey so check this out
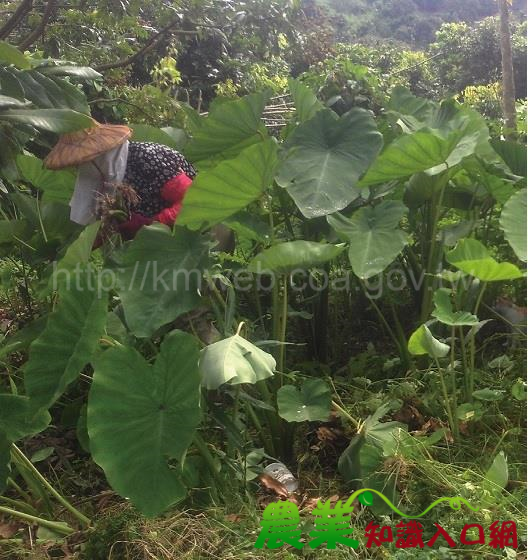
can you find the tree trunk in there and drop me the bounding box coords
[498,0,517,139]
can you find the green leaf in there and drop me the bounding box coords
[472,388,504,401]
[109,224,208,338]
[0,394,50,441]
[30,447,54,463]
[288,78,323,123]
[247,240,344,274]
[456,402,484,421]
[36,65,102,80]
[446,238,524,281]
[327,201,407,280]
[16,154,75,203]
[361,402,406,452]
[0,108,93,133]
[0,66,25,99]
[88,330,201,517]
[223,212,271,242]
[178,140,278,230]
[361,131,453,186]
[199,334,275,390]
[0,433,9,493]
[46,222,100,292]
[387,86,436,124]
[431,288,479,326]
[484,451,508,492]
[511,379,526,401]
[408,324,450,358]
[0,94,30,109]
[184,91,269,164]
[276,108,382,218]
[277,379,332,422]
[130,124,185,150]
[24,269,108,410]
[337,433,364,483]
[500,189,527,262]
[0,41,30,69]
[362,105,491,186]
[491,139,527,177]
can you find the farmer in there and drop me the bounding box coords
[44,120,195,238]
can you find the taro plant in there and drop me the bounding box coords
[0,71,525,531]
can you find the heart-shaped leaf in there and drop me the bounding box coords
[247,240,344,274]
[431,288,479,326]
[109,224,209,338]
[408,324,450,358]
[327,201,408,279]
[199,334,275,390]
[88,330,201,517]
[276,108,382,218]
[446,238,524,281]
[24,269,108,410]
[277,379,332,422]
[184,91,269,164]
[500,189,527,262]
[177,140,278,230]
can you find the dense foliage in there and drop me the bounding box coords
[0,1,526,557]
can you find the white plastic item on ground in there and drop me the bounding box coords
[263,462,299,493]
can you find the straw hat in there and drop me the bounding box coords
[44,119,132,170]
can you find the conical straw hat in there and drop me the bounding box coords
[44,119,132,169]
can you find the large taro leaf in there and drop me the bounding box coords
[361,131,453,186]
[184,91,269,164]
[177,140,278,230]
[0,394,50,442]
[362,105,491,186]
[446,238,524,281]
[277,378,331,422]
[431,288,479,326]
[276,108,382,218]
[408,324,450,358]
[24,269,108,410]
[491,139,527,177]
[386,86,436,127]
[247,240,344,274]
[109,224,209,338]
[327,201,407,280]
[500,189,527,262]
[88,330,201,517]
[288,78,324,123]
[17,154,75,204]
[199,334,275,390]
[0,108,93,133]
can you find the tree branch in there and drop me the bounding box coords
[0,0,34,41]
[94,18,197,72]
[18,0,57,50]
